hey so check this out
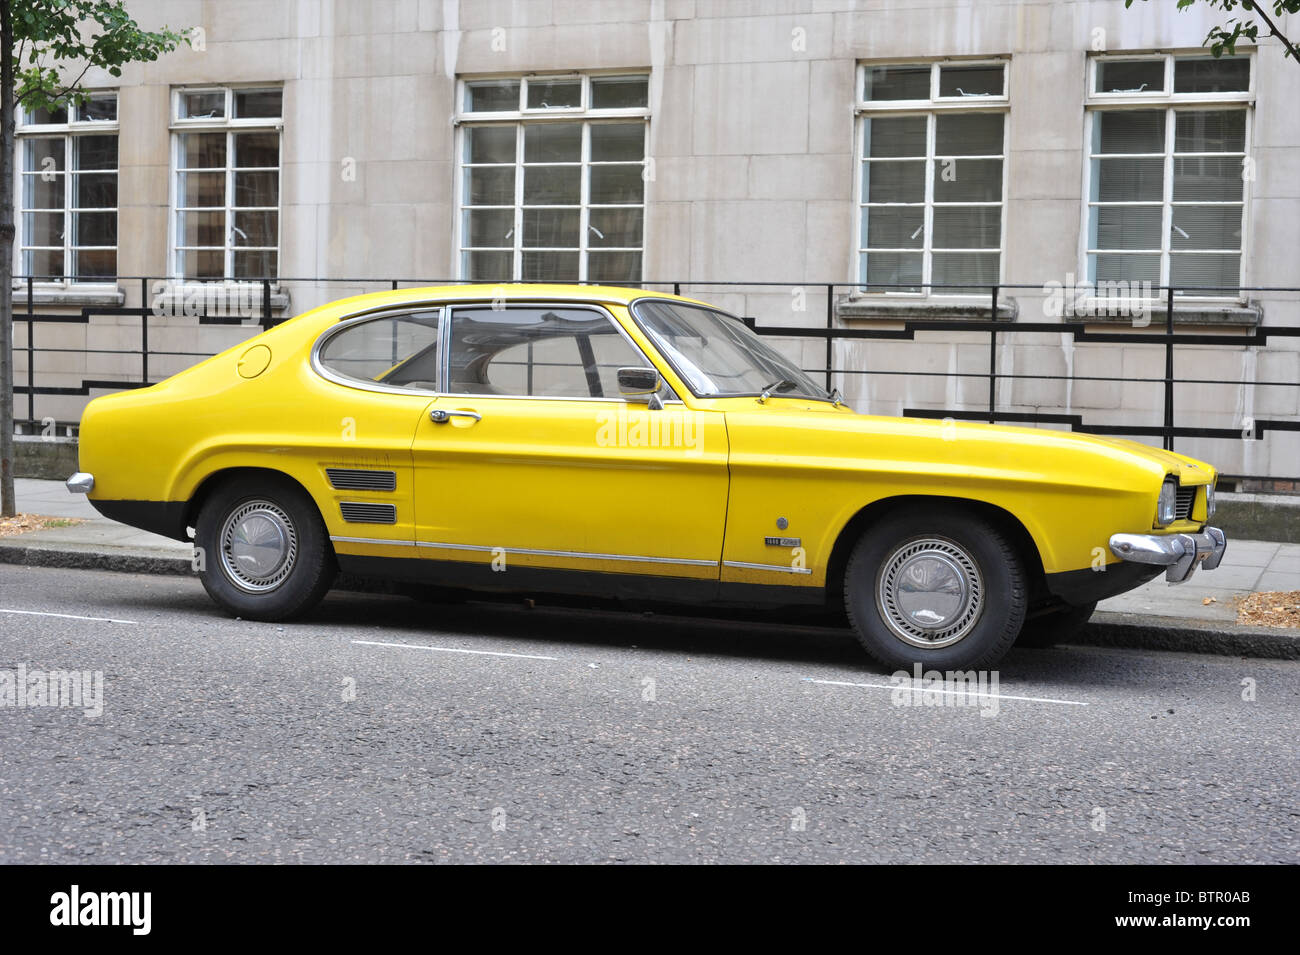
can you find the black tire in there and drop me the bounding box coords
[844,506,1026,671]
[195,475,335,621]
[1017,601,1097,648]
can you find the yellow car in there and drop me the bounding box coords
[67,284,1226,670]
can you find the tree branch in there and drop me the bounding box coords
[1244,1,1300,61]
[16,60,94,107]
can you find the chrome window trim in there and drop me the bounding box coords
[626,296,835,403]
[309,298,679,404]
[311,306,445,397]
[442,301,676,403]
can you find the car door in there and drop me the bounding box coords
[411,303,729,585]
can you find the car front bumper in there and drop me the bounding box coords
[1109,526,1227,584]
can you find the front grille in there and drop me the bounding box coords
[339,502,397,524]
[1176,486,1196,521]
[326,468,397,491]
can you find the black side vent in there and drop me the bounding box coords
[340,502,397,525]
[1175,486,1196,521]
[327,468,397,491]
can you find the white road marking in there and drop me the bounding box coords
[352,639,559,661]
[804,677,1090,707]
[0,607,138,625]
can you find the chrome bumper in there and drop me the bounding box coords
[1109,526,1227,584]
[66,472,94,494]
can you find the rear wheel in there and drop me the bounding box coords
[1017,601,1097,648]
[195,476,335,620]
[844,507,1026,671]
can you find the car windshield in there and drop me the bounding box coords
[631,300,829,400]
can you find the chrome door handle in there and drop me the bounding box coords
[430,409,482,424]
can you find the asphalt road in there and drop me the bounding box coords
[0,563,1296,864]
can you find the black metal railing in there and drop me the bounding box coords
[7,275,1300,481]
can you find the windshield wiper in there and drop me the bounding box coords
[757,378,799,403]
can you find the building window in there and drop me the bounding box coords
[170,86,283,280]
[457,73,649,284]
[16,92,118,283]
[1085,53,1251,296]
[855,61,1007,294]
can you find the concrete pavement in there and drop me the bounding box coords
[3,477,1298,657]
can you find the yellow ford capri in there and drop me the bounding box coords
[67,284,1227,670]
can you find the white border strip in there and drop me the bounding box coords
[0,608,138,625]
[352,639,559,661]
[805,677,1090,707]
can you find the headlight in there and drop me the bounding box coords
[1206,482,1216,519]
[1156,478,1178,526]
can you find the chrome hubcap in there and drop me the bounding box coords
[219,500,297,594]
[877,537,983,649]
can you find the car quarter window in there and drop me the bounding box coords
[317,311,442,389]
[447,306,651,398]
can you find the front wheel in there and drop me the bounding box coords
[844,508,1026,671]
[195,476,335,621]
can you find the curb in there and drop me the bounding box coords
[3,542,1298,660]
[1074,610,1300,660]
[0,541,193,576]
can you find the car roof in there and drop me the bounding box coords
[329,283,716,315]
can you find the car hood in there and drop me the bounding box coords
[715,398,1217,486]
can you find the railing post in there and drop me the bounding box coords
[262,278,272,328]
[988,283,999,423]
[825,283,834,393]
[26,276,34,427]
[140,277,149,387]
[1164,282,1175,451]
[673,282,680,296]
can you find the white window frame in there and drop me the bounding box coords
[14,92,119,287]
[168,85,283,282]
[853,59,1009,297]
[454,72,650,283]
[1081,51,1254,302]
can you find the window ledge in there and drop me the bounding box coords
[837,296,1018,322]
[1073,301,1260,327]
[10,285,126,308]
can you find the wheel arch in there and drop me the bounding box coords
[184,466,326,539]
[823,494,1048,609]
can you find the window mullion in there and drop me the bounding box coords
[514,122,524,281]
[579,122,590,283]
[923,112,935,294]
[64,135,74,284]
[227,129,235,281]
[1162,106,1174,291]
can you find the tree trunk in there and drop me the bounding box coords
[0,4,16,518]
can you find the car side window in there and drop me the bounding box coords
[448,306,651,399]
[318,311,441,389]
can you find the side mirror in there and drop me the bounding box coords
[616,366,662,400]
